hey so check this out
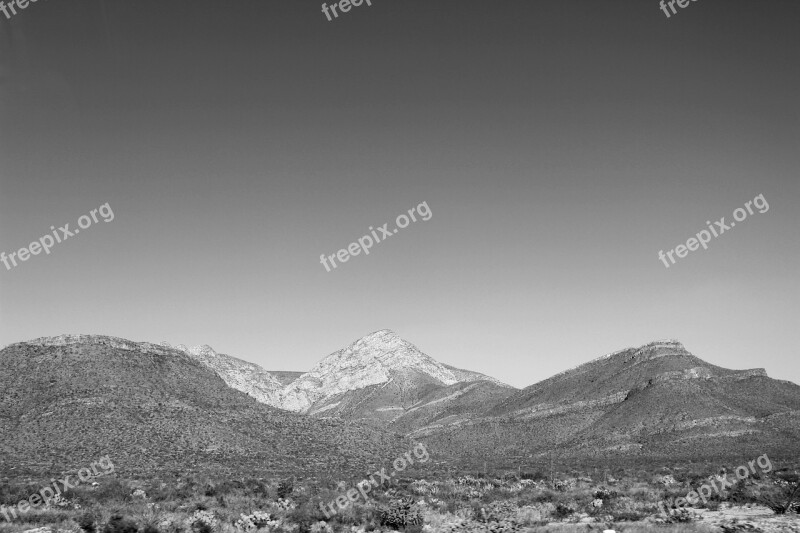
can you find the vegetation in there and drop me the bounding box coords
[1,464,798,533]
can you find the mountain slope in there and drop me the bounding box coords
[0,335,408,477]
[417,340,800,465]
[161,342,285,405]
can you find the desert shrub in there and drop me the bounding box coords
[0,482,37,507]
[93,479,135,503]
[473,500,518,523]
[185,510,217,533]
[528,489,557,504]
[759,479,800,515]
[553,503,573,519]
[726,479,751,504]
[593,486,618,502]
[234,511,275,530]
[513,503,552,526]
[103,514,139,533]
[79,510,98,533]
[663,508,696,523]
[277,479,293,500]
[246,480,271,499]
[379,498,423,529]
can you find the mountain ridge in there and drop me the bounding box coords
[6,331,799,468]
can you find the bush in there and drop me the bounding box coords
[554,504,573,519]
[379,498,423,529]
[727,479,750,505]
[593,486,618,501]
[759,481,800,515]
[277,479,293,500]
[103,514,139,533]
[663,508,696,523]
[79,511,97,533]
[93,479,134,504]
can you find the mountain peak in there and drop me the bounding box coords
[280,330,459,412]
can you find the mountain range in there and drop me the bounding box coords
[1,330,798,476]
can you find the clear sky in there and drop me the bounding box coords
[1,0,798,388]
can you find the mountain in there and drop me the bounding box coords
[0,335,408,477]
[3,333,797,474]
[417,340,800,466]
[160,342,285,406]
[159,330,513,431]
[279,330,514,425]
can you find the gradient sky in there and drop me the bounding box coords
[1,0,798,389]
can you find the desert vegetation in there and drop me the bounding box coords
[1,465,799,533]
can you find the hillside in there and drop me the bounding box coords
[416,341,800,467]
[161,342,286,405]
[0,335,408,478]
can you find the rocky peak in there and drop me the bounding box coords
[280,329,460,412]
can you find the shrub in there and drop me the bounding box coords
[234,511,275,531]
[759,480,800,515]
[663,508,696,523]
[553,503,573,519]
[79,511,97,533]
[379,498,423,529]
[103,514,139,533]
[277,479,293,500]
[727,479,750,505]
[185,510,218,533]
[93,480,134,503]
[593,486,618,501]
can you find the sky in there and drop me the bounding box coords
[0,0,798,389]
